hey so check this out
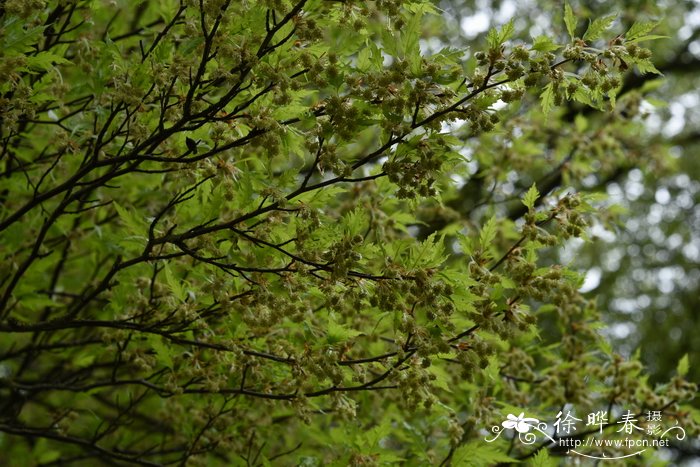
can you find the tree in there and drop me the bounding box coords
[0,0,696,465]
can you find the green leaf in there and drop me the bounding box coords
[428,365,453,392]
[363,417,392,448]
[326,318,362,344]
[540,82,555,120]
[572,86,596,107]
[564,3,577,40]
[479,216,498,249]
[633,59,662,75]
[402,11,422,67]
[486,30,499,50]
[499,19,516,44]
[626,20,659,41]
[677,354,689,376]
[583,14,616,41]
[458,233,474,256]
[149,335,174,368]
[164,263,186,302]
[529,446,557,466]
[522,183,540,210]
[74,353,96,368]
[531,35,560,52]
[487,19,515,49]
[113,201,145,235]
[452,442,516,465]
[357,46,372,71]
[411,232,447,268]
[626,34,669,43]
[26,51,71,71]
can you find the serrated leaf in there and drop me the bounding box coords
[113,201,144,235]
[626,20,659,41]
[164,264,186,302]
[458,233,474,256]
[487,19,515,49]
[677,354,689,376]
[564,3,577,40]
[479,216,497,249]
[411,232,447,268]
[522,183,540,210]
[362,417,392,448]
[626,34,669,43]
[530,447,557,466]
[452,442,515,465]
[573,86,594,106]
[531,35,560,52]
[326,319,362,344]
[634,59,662,75]
[26,51,71,71]
[149,335,174,368]
[583,14,616,41]
[487,28,500,49]
[357,46,372,71]
[499,19,515,44]
[540,82,555,120]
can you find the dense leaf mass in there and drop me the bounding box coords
[0,0,696,465]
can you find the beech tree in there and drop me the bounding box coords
[0,0,697,465]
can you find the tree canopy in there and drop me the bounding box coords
[0,0,697,465]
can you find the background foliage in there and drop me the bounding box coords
[0,0,697,465]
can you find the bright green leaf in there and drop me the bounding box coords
[540,82,555,120]
[564,3,577,40]
[480,216,498,249]
[523,183,540,210]
[583,14,616,41]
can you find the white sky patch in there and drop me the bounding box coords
[678,25,694,41]
[685,8,700,27]
[606,182,625,204]
[451,174,467,189]
[624,178,645,201]
[460,11,490,38]
[667,233,683,250]
[559,237,585,264]
[492,99,507,111]
[612,297,638,314]
[683,242,700,262]
[495,0,517,24]
[442,119,468,134]
[657,266,678,294]
[458,145,475,162]
[655,187,671,204]
[647,204,665,225]
[602,247,623,272]
[590,223,616,243]
[610,322,634,339]
[663,102,686,137]
[528,14,553,37]
[688,40,700,57]
[579,267,601,293]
